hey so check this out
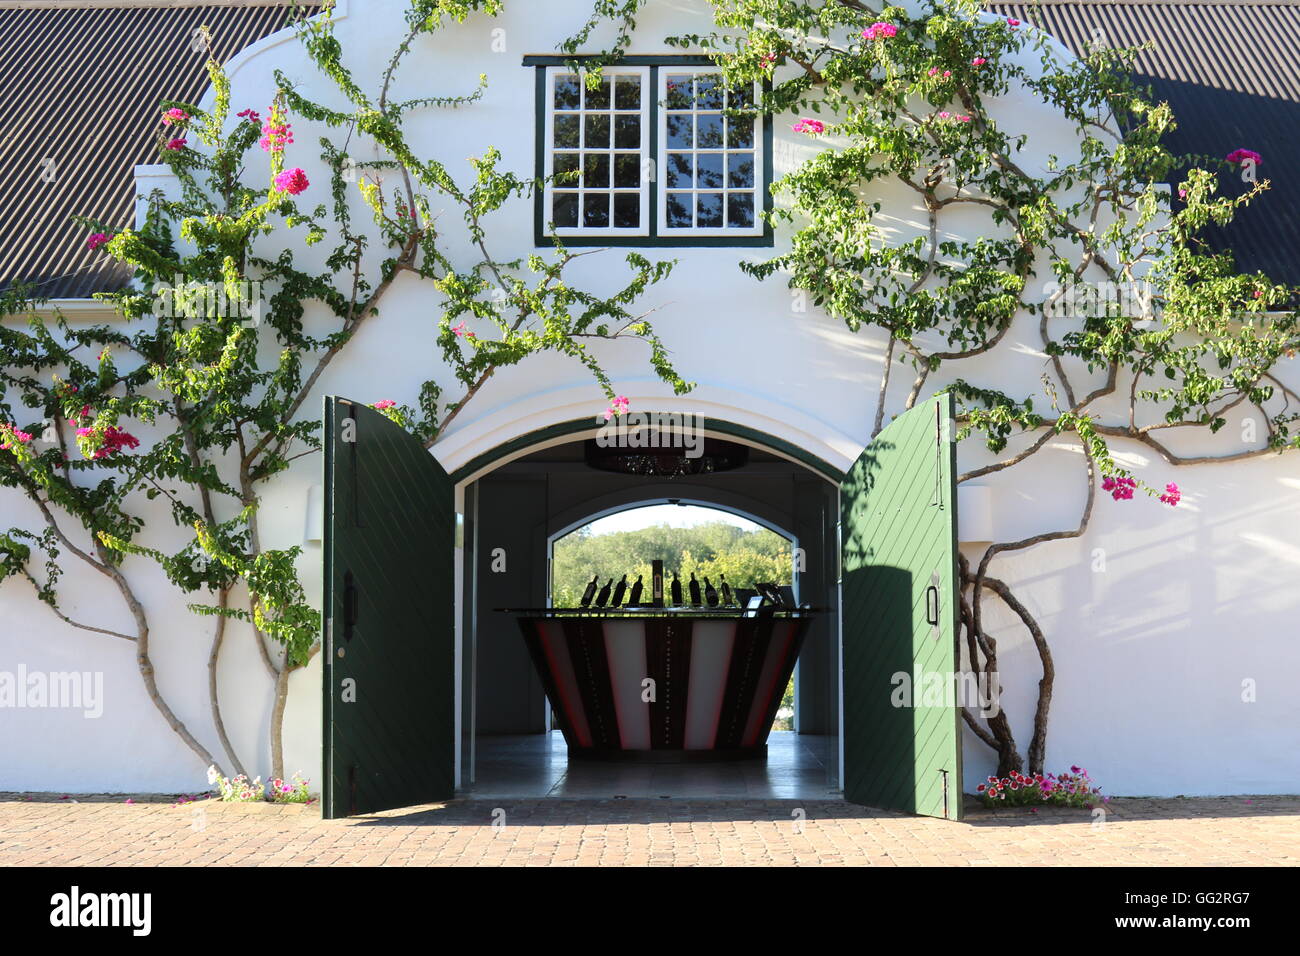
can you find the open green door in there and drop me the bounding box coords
[322,397,455,818]
[841,393,962,820]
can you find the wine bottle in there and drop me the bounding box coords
[704,576,719,607]
[688,572,702,607]
[670,573,682,606]
[628,574,644,606]
[595,578,613,607]
[612,574,628,607]
[719,574,734,606]
[580,574,599,607]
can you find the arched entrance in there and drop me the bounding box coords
[321,398,963,819]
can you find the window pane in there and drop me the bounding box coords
[554,76,581,111]
[727,154,754,188]
[613,193,640,228]
[696,153,724,189]
[553,193,579,228]
[727,115,754,149]
[554,114,580,149]
[697,192,723,228]
[583,193,610,227]
[696,75,724,110]
[614,153,640,188]
[584,77,611,110]
[614,75,641,110]
[667,115,693,148]
[584,114,610,148]
[583,153,610,188]
[666,153,693,188]
[614,115,640,149]
[728,85,755,110]
[553,152,580,184]
[727,193,755,228]
[665,74,693,110]
[697,114,724,149]
[666,192,692,228]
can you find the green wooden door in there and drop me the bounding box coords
[322,397,455,818]
[841,393,962,819]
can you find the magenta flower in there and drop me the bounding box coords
[87,232,112,251]
[162,107,190,126]
[1159,482,1182,507]
[373,399,396,410]
[1226,148,1262,166]
[260,113,295,153]
[451,322,476,339]
[972,57,987,66]
[862,22,898,41]
[1007,18,1021,27]
[273,167,309,195]
[165,138,187,151]
[1101,476,1136,501]
[603,395,631,421]
[792,118,825,134]
[237,108,262,126]
[0,425,33,451]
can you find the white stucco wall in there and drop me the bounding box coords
[1,0,1296,798]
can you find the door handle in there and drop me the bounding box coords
[926,585,939,626]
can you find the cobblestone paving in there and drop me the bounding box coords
[1,794,1296,866]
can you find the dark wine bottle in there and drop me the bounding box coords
[704,576,719,607]
[612,574,628,607]
[719,574,734,606]
[580,574,599,607]
[688,572,702,607]
[595,578,613,607]
[670,573,682,606]
[628,574,644,606]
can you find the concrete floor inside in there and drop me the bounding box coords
[464,731,841,799]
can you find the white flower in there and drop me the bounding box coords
[206,764,219,785]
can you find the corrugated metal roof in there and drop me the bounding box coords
[0,2,315,299]
[987,1,1300,282]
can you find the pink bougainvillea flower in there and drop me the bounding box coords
[164,137,187,151]
[938,111,951,119]
[373,399,396,409]
[1159,482,1182,506]
[260,112,295,153]
[87,232,112,251]
[1225,148,1262,166]
[861,22,898,41]
[603,395,631,421]
[273,167,309,195]
[928,67,938,76]
[1102,476,1136,501]
[943,70,952,78]
[237,108,262,126]
[162,107,190,126]
[972,57,987,66]
[451,322,476,339]
[1007,18,1021,27]
[792,118,825,134]
[1178,188,1187,199]
[0,425,33,450]
[759,52,777,69]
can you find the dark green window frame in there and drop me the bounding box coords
[526,55,775,248]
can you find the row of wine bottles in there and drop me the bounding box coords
[578,570,737,608]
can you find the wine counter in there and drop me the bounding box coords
[504,610,814,761]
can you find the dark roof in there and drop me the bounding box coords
[0,1,315,299]
[988,0,1300,282]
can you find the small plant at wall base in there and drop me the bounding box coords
[577,0,1300,778]
[0,1,689,785]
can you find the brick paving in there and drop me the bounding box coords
[1,794,1296,866]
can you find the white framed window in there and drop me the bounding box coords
[657,68,763,237]
[543,66,651,237]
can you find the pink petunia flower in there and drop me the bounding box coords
[273,167,309,195]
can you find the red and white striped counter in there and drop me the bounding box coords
[509,610,814,760]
